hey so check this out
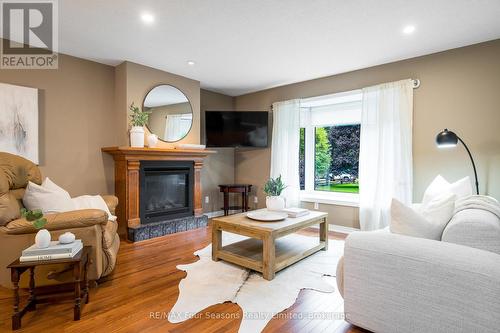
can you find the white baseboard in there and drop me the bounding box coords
[309,223,359,235]
[329,224,359,234]
[204,210,241,219]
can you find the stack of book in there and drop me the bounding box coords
[282,207,310,218]
[20,240,83,262]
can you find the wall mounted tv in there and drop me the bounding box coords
[205,111,268,148]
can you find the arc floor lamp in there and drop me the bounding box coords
[435,129,479,195]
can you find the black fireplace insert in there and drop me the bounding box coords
[139,160,194,224]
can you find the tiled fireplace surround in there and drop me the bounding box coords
[102,147,215,242]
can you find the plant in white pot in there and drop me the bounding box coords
[21,208,50,248]
[264,175,287,211]
[129,103,151,148]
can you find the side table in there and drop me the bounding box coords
[219,184,252,216]
[7,246,91,330]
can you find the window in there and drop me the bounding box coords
[299,90,361,204]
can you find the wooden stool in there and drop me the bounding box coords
[7,246,91,330]
[219,184,252,216]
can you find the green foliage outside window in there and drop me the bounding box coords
[314,127,331,179]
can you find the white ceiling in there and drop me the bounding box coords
[35,1,500,95]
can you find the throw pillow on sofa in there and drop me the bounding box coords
[390,192,457,240]
[422,175,472,205]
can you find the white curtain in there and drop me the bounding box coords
[270,99,301,207]
[164,114,192,141]
[359,79,413,230]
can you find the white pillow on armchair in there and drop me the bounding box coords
[23,180,75,214]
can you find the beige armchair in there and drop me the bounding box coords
[0,152,120,288]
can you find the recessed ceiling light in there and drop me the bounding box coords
[141,12,155,24]
[403,25,416,35]
[187,61,196,66]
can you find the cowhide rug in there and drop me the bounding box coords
[168,232,344,333]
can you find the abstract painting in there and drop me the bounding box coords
[0,83,39,164]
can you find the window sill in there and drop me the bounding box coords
[300,191,359,207]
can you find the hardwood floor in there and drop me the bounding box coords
[0,226,367,332]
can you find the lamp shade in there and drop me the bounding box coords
[436,129,458,148]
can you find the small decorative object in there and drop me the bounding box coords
[129,102,151,148]
[59,232,76,244]
[435,129,479,194]
[263,175,287,211]
[21,208,50,248]
[147,133,158,148]
[246,210,288,222]
[35,229,51,249]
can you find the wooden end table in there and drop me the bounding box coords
[212,210,328,280]
[219,184,252,216]
[7,246,91,330]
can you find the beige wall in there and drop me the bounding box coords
[200,89,237,213]
[0,51,117,196]
[117,61,201,146]
[234,39,500,228]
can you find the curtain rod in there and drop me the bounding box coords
[270,78,421,109]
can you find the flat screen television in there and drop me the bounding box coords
[205,111,268,148]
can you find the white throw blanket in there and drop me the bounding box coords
[72,195,117,221]
[454,195,500,219]
[168,233,345,333]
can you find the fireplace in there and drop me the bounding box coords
[102,146,215,241]
[140,161,194,224]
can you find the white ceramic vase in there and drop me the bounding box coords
[35,229,51,248]
[266,196,285,211]
[130,126,145,148]
[147,133,158,148]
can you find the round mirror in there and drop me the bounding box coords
[143,85,193,142]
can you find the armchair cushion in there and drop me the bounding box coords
[4,209,108,235]
[0,153,42,226]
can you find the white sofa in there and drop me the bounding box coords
[336,208,500,333]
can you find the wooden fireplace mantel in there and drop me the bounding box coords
[102,146,216,236]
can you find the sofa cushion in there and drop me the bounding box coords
[390,193,456,240]
[442,208,500,255]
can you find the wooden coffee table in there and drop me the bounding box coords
[211,209,328,280]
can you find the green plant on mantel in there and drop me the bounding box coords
[20,208,47,229]
[263,175,287,196]
[129,102,151,127]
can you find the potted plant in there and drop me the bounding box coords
[263,175,287,211]
[21,208,50,248]
[129,102,151,148]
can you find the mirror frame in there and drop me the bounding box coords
[142,84,194,143]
